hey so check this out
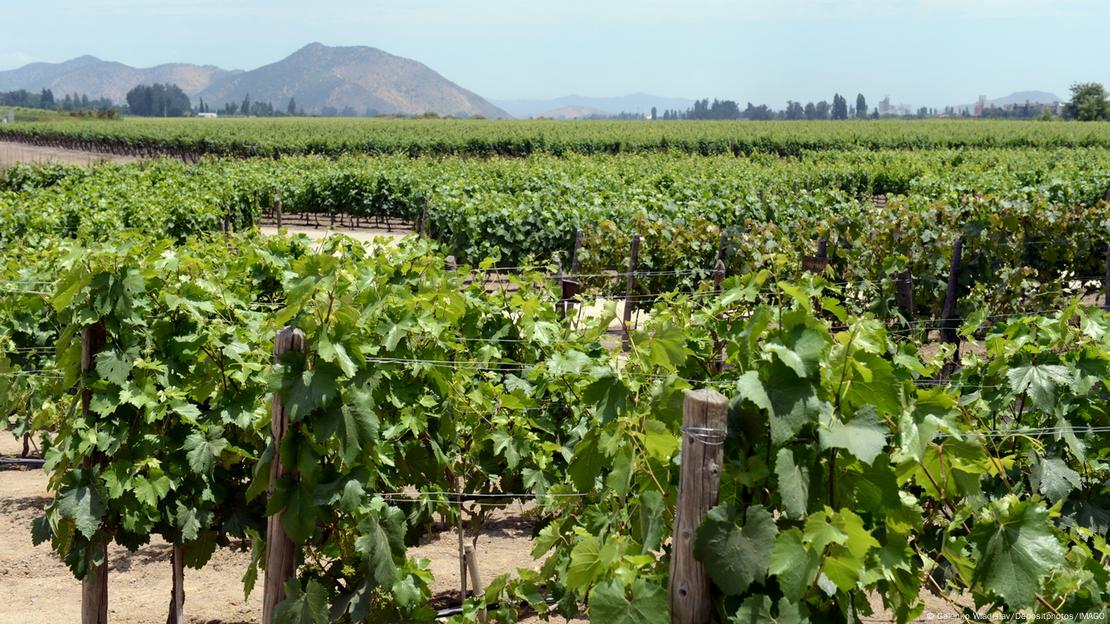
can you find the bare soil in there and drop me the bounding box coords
[0,141,138,169]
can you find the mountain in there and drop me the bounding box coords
[0,55,236,103]
[494,93,694,118]
[197,43,507,118]
[988,91,1060,107]
[534,105,612,119]
[0,43,508,118]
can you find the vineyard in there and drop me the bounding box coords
[1,122,1110,624]
[5,117,1110,158]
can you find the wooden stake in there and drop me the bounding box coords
[668,389,728,624]
[895,269,914,320]
[1104,245,1109,309]
[81,323,108,624]
[464,545,483,595]
[569,228,583,275]
[622,234,641,348]
[274,194,283,230]
[262,327,306,624]
[939,239,963,381]
[166,544,185,624]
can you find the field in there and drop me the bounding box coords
[1,118,1109,624]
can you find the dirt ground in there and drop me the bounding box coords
[0,141,139,169]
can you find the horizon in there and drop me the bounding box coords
[1,1,1108,109]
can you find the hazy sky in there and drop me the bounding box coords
[0,0,1105,108]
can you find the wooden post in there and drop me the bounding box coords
[166,545,185,624]
[668,389,728,624]
[895,269,914,320]
[274,194,283,230]
[1104,245,1109,309]
[262,327,306,624]
[939,239,963,381]
[622,235,641,348]
[569,228,583,275]
[81,323,108,624]
[464,545,483,595]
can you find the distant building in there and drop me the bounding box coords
[973,95,987,117]
[1,109,13,124]
[197,112,218,119]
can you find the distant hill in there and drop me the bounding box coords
[0,43,508,118]
[495,93,693,118]
[988,91,1061,107]
[534,105,613,119]
[0,55,236,103]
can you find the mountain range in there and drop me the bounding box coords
[493,93,694,118]
[0,43,508,118]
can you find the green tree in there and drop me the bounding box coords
[856,93,868,118]
[287,97,298,116]
[1064,82,1109,121]
[240,93,251,117]
[831,94,848,120]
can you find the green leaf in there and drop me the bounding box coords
[567,535,603,590]
[774,448,810,519]
[694,505,777,596]
[970,499,1065,609]
[132,474,171,508]
[549,350,591,375]
[278,480,318,544]
[735,371,772,412]
[318,332,357,378]
[57,484,104,539]
[638,490,665,553]
[587,579,667,624]
[646,325,687,372]
[183,428,228,474]
[1007,364,1070,411]
[765,363,827,445]
[768,529,820,602]
[273,578,330,624]
[730,595,809,624]
[818,406,887,465]
[583,374,629,423]
[354,514,400,589]
[95,349,133,386]
[1031,456,1082,502]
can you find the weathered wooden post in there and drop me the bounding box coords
[274,194,283,230]
[1104,245,1109,309]
[669,389,728,624]
[939,239,963,381]
[167,545,185,624]
[895,269,914,320]
[622,234,641,347]
[81,323,108,624]
[262,327,306,624]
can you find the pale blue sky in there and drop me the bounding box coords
[0,0,1105,108]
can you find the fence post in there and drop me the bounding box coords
[262,327,307,624]
[167,545,185,624]
[1104,245,1109,309]
[895,269,914,320]
[81,323,108,624]
[274,194,283,230]
[669,389,728,624]
[939,238,963,381]
[622,235,641,348]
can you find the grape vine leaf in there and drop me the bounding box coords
[694,504,777,595]
[768,529,820,602]
[273,578,330,624]
[183,428,228,474]
[969,499,1065,608]
[1007,364,1070,411]
[730,595,809,624]
[57,484,104,539]
[587,579,667,624]
[1031,456,1081,503]
[774,448,811,519]
[818,405,886,465]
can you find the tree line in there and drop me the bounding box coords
[0,88,116,112]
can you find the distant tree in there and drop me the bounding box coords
[803,102,817,120]
[287,97,298,116]
[814,100,830,119]
[831,94,848,120]
[856,93,868,119]
[650,106,657,120]
[126,84,190,117]
[1064,82,1109,121]
[784,101,805,120]
[241,93,251,117]
[39,88,55,109]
